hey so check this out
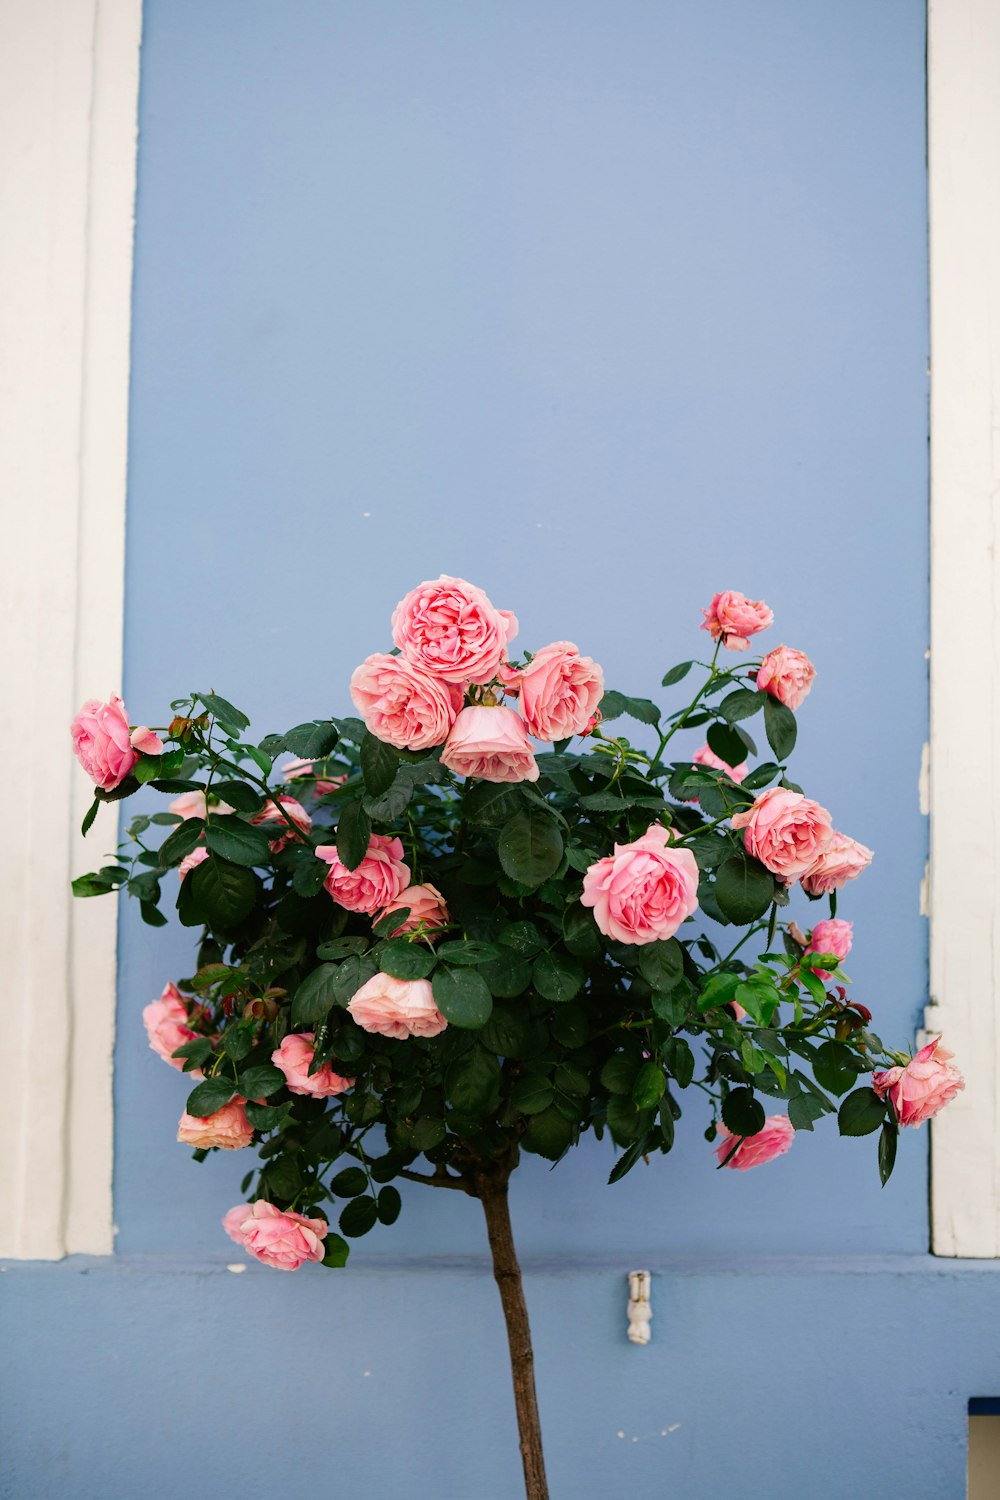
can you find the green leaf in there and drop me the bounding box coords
[379,940,436,980]
[360,733,400,797]
[878,1121,898,1186]
[713,857,775,925]
[511,1076,555,1115]
[599,690,627,720]
[292,857,328,897]
[707,721,749,766]
[291,964,341,1025]
[521,1104,574,1159]
[204,814,272,868]
[497,807,563,888]
[763,696,797,759]
[220,1021,254,1062]
[140,899,168,927]
[411,1117,446,1151]
[71,871,117,898]
[330,1167,368,1198]
[212,781,265,813]
[788,1092,825,1132]
[499,921,546,957]
[742,762,783,791]
[661,661,693,687]
[838,1087,886,1137]
[637,939,683,992]
[663,1036,695,1089]
[238,1063,285,1099]
[632,1060,666,1109]
[481,1004,535,1057]
[336,799,371,872]
[608,1140,647,1183]
[80,797,100,836]
[432,968,493,1028]
[562,904,601,960]
[188,856,258,928]
[445,1046,501,1112]
[462,781,525,825]
[813,1041,860,1097]
[623,695,660,726]
[197,692,250,733]
[606,1094,644,1145]
[600,1053,638,1095]
[377,1186,402,1225]
[322,1233,350,1268]
[436,940,503,966]
[184,1078,235,1118]
[158,818,205,868]
[719,688,764,723]
[721,1088,765,1137]
[532,950,583,1003]
[285,721,339,758]
[339,1196,378,1238]
[316,937,370,960]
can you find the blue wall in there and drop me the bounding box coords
[6,3,987,1497]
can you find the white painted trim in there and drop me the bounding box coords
[0,0,142,1258]
[927,0,1000,1256]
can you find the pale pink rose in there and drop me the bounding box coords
[239,1201,328,1271]
[177,1095,253,1150]
[731,788,833,881]
[142,982,202,1076]
[168,790,235,821]
[130,726,164,754]
[804,918,853,972]
[391,575,518,684]
[517,641,605,743]
[580,825,699,945]
[872,1038,965,1127]
[700,592,774,652]
[250,794,312,853]
[347,974,448,1040]
[178,846,209,881]
[800,832,874,896]
[496,657,523,692]
[692,744,748,783]
[281,758,343,797]
[271,1032,355,1097]
[222,1204,252,1247]
[317,834,410,914]
[350,652,463,752]
[378,883,450,938]
[727,997,748,1021]
[440,704,539,783]
[714,1115,794,1169]
[70,694,137,790]
[756,645,816,710]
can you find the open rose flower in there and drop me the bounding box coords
[70,694,138,790]
[238,1201,328,1271]
[872,1038,965,1127]
[756,645,816,710]
[142,982,202,1075]
[440,704,539,783]
[250,795,312,853]
[377,883,450,939]
[350,652,463,751]
[714,1115,794,1170]
[281,759,344,797]
[271,1032,355,1098]
[517,641,605,743]
[804,918,853,971]
[347,974,448,1040]
[700,592,773,652]
[317,834,410,914]
[800,832,873,896]
[178,846,209,881]
[391,575,518,684]
[731,788,832,881]
[177,1096,253,1150]
[581,825,699,945]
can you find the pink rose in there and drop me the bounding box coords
[70,694,137,790]
[756,645,816,710]
[317,834,410,914]
[178,846,209,881]
[130,726,164,755]
[580,825,700,945]
[250,794,312,853]
[804,918,853,971]
[700,592,773,652]
[377,883,450,938]
[222,1204,252,1247]
[281,758,343,797]
[350,653,463,752]
[142,982,202,1075]
[714,1115,794,1169]
[271,1032,355,1097]
[169,790,234,821]
[239,1201,328,1271]
[347,974,448,1040]
[800,832,874,897]
[872,1038,965,1127]
[391,575,518,684]
[692,744,748,783]
[177,1095,253,1150]
[731,788,833,881]
[517,641,605,743]
[440,705,539,783]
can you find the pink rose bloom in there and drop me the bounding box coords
[731,787,833,881]
[391,574,518,684]
[517,641,605,743]
[250,794,312,853]
[756,645,816,710]
[281,758,343,796]
[177,1095,253,1150]
[142,982,202,1075]
[440,704,539,783]
[271,1032,355,1098]
[700,592,774,652]
[317,833,410,914]
[872,1038,965,1127]
[169,790,234,821]
[714,1115,794,1169]
[580,825,699,945]
[378,882,450,938]
[222,1204,252,1247]
[239,1201,328,1271]
[692,744,748,783]
[130,726,164,754]
[800,832,874,896]
[805,918,853,971]
[178,846,209,881]
[350,652,463,752]
[70,694,137,790]
[347,974,448,1040]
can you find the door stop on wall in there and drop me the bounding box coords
[626,1270,652,1345]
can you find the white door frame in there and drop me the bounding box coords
[0,0,142,1258]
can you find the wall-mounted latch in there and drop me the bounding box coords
[627,1269,652,1344]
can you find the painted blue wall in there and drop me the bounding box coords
[6,3,989,1497]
